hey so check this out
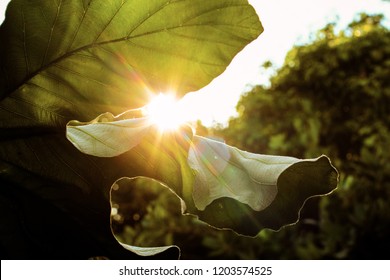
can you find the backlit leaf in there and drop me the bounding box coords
[194,154,338,236]
[0,0,262,258]
[0,0,263,123]
[66,115,338,236]
[188,136,298,211]
[66,110,152,157]
[119,242,179,258]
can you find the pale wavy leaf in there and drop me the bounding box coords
[66,110,152,157]
[188,136,299,211]
[66,116,338,236]
[119,242,179,257]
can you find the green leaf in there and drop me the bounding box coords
[0,0,263,123]
[0,160,164,259]
[0,0,262,258]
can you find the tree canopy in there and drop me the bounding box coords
[214,13,390,259]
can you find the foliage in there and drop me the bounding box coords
[66,104,336,238]
[112,13,390,260]
[0,0,337,259]
[213,13,390,259]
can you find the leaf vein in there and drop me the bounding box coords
[127,40,223,67]
[0,103,38,123]
[93,0,128,43]
[126,1,169,38]
[67,0,92,52]
[68,126,122,153]
[21,8,30,76]
[51,63,122,91]
[8,94,68,120]
[26,81,80,108]
[42,0,62,67]
[45,138,92,189]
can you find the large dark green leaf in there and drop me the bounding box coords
[0,0,263,259]
[0,0,262,125]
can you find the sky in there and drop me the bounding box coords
[181,0,390,126]
[1,0,389,126]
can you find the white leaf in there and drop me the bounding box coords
[66,112,152,157]
[119,242,179,257]
[188,136,303,211]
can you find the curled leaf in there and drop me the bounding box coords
[110,177,183,258]
[66,110,152,157]
[191,144,338,235]
[119,243,179,257]
[66,112,338,237]
[188,135,301,211]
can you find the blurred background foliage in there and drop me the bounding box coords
[111,13,390,259]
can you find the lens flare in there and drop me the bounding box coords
[145,93,185,131]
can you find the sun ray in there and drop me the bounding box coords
[144,92,188,132]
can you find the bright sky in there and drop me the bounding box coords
[1,0,389,126]
[183,0,390,126]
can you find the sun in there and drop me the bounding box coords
[144,93,187,131]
